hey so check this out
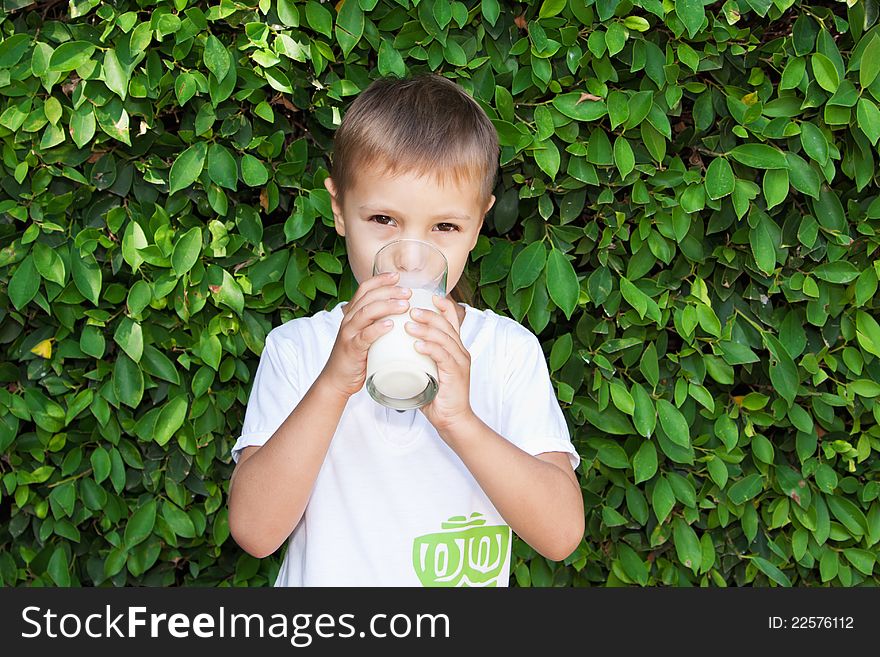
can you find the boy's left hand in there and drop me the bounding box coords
[405,294,474,433]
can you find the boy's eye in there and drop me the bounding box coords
[369,216,459,232]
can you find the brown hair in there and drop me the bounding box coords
[328,73,499,306]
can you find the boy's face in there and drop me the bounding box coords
[324,165,495,297]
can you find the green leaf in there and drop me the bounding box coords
[533,139,560,180]
[762,168,789,210]
[675,0,705,38]
[631,383,656,438]
[213,267,245,316]
[785,152,820,198]
[511,241,547,292]
[728,473,764,505]
[90,447,111,484]
[207,144,238,191]
[162,501,197,539]
[9,254,39,310]
[780,56,806,90]
[673,517,702,574]
[799,122,828,164]
[305,0,334,38]
[857,98,880,145]
[70,250,102,306]
[811,261,860,284]
[617,543,649,586]
[335,0,364,58]
[844,548,876,576]
[102,48,128,99]
[763,333,799,404]
[582,400,635,435]
[538,0,566,19]
[545,249,579,319]
[277,0,300,27]
[729,143,789,169]
[48,41,96,72]
[552,93,607,122]
[124,499,157,548]
[826,495,868,537]
[204,34,230,80]
[752,556,792,586]
[47,548,70,586]
[141,345,181,386]
[172,227,203,277]
[652,476,675,524]
[597,444,630,469]
[169,142,207,195]
[811,52,839,92]
[820,548,839,582]
[94,100,131,146]
[154,397,188,446]
[613,135,635,178]
[860,34,880,88]
[856,311,880,357]
[481,0,500,26]
[633,440,658,484]
[749,214,777,276]
[113,352,144,409]
[241,153,269,186]
[549,333,572,371]
[69,104,96,148]
[113,316,143,363]
[705,157,735,199]
[378,39,406,77]
[656,399,691,448]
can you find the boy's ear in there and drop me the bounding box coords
[471,194,494,249]
[484,194,496,215]
[324,177,345,236]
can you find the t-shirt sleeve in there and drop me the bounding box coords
[230,330,301,464]
[499,325,580,471]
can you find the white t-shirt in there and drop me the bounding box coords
[231,300,580,586]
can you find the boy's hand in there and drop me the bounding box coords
[405,294,475,433]
[320,271,411,399]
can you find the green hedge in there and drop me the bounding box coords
[2,0,879,587]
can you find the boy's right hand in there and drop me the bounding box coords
[320,271,411,399]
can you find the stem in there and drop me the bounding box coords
[47,468,93,489]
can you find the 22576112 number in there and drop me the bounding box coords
[769,616,854,630]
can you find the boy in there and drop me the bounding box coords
[228,74,583,586]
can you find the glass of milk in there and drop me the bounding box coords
[366,239,448,410]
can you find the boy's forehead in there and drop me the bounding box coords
[353,159,483,191]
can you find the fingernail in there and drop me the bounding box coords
[412,308,422,317]
[396,300,407,307]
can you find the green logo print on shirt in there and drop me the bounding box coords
[412,513,511,587]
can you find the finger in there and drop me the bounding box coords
[409,305,464,350]
[344,296,410,340]
[407,323,469,369]
[431,294,462,332]
[342,271,400,316]
[413,339,454,368]
[355,317,395,350]
[343,280,410,323]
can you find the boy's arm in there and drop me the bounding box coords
[438,413,585,562]
[227,373,351,558]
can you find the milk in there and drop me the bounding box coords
[366,287,440,407]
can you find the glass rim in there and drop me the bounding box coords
[373,238,448,267]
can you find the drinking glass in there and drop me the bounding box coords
[366,239,448,410]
